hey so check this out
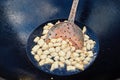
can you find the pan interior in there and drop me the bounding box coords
[26,19,99,76]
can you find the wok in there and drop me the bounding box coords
[0,0,120,80]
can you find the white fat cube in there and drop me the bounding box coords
[58,62,65,68]
[32,45,40,52]
[65,60,71,65]
[61,44,67,50]
[71,61,77,65]
[67,66,76,71]
[65,51,71,59]
[82,47,87,51]
[51,52,58,57]
[51,39,57,43]
[37,49,42,56]
[62,40,67,45]
[84,42,87,47]
[45,58,54,64]
[59,51,65,57]
[50,65,55,71]
[54,43,61,47]
[50,62,59,71]
[83,60,89,65]
[88,51,93,57]
[82,26,87,34]
[42,30,49,35]
[80,53,86,58]
[71,46,76,52]
[49,48,55,53]
[43,50,50,55]
[48,43,54,47]
[75,63,80,68]
[42,43,49,50]
[55,47,61,52]
[84,34,89,41]
[93,41,96,44]
[75,57,81,62]
[64,20,68,22]
[65,39,69,42]
[48,58,54,63]
[43,25,49,30]
[39,60,45,66]
[87,40,96,44]
[85,57,92,62]
[79,56,85,61]
[34,55,40,61]
[63,47,70,53]
[33,36,40,43]
[47,55,52,58]
[38,39,45,47]
[90,44,94,49]
[55,21,60,24]
[57,38,62,42]
[31,51,35,55]
[68,41,72,46]
[41,35,47,39]
[54,56,59,61]
[59,57,65,62]
[86,43,91,50]
[47,23,54,27]
[75,63,84,70]
[76,50,82,53]
[40,54,47,59]
[69,59,74,62]
[73,52,79,57]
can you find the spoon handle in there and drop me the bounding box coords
[68,0,79,23]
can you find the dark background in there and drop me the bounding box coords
[0,0,120,80]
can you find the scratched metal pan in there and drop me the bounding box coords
[0,0,120,80]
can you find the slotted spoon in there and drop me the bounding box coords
[46,0,84,49]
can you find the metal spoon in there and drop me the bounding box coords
[46,0,84,49]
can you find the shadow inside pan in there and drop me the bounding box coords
[26,19,99,76]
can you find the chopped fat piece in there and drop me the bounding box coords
[82,26,87,33]
[59,51,65,57]
[50,62,59,71]
[34,55,40,61]
[34,36,40,43]
[38,39,45,47]
[37,49,42,56]
[42,30,49,35]
[55,47,61,52]
[49,48,55,53]
[32,45,40,52]
[67,66,76,71]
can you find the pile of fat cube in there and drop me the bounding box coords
[31,21,95,71]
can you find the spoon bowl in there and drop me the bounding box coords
[46,0,84,49]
